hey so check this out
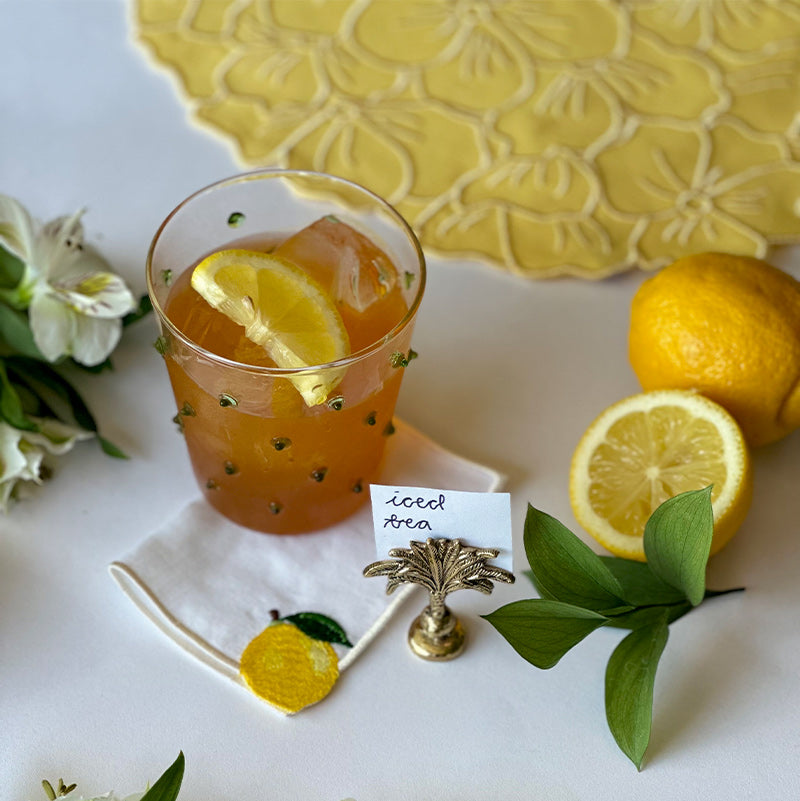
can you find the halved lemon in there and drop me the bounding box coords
[569,390,752,561]
[191,249,350,405]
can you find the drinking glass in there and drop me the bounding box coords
[147,170,426,533]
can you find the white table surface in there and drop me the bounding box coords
[3,2,799,799]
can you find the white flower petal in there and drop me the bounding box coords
[0,423,27,483]
[56,269,137,318]
[34,209,86,280]
[0,476,17,513]
[0,193,36,261]
[29,291,75,361]
[46,240,114,286]
[72,314,123,366]
[19,440,45,483]
[25,416,94,455]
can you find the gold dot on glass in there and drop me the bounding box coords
[311,467,328,482]
[219,393,238,407]
[365,411,377,426]
[272,437,292,451]
[224,461,238,475]
[268,501,282,515]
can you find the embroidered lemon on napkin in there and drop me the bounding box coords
[240,611,352,714]
[134,0,800,277]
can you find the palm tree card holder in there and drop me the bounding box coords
[364,537,515,661]
[363,484,515,661]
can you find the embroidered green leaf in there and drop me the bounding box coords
[140,752,185,801]
[483,599,608,669]
[524,504,626,612]
[605,615,669,770]
[282,612,353,647]
[643,487,714,606]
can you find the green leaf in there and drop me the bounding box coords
[140,752,185,801]
[605,614,669,770]
[482,599,609,669]
[6,357,97,431]
[99,435,129,459]
[599,557,687,606]
[604,601,692,630]
[0,302,45,359]
[0,361,37,431]
[643,487,714,607]
[123,293,153,326]
[524,504,626,612]
[283,612,353,647]
[0,245,24,289]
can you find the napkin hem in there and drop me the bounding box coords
[109,560,243,681]
[108,561,418,676]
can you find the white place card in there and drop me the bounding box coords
[369,484,513,571]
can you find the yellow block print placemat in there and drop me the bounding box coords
[132,0,800,278]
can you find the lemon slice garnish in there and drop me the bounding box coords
[569,390,752,562]
[191,249,350,405]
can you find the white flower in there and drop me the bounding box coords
[71,794,144,801]
[0,194,136,366]
[0,417,93,511]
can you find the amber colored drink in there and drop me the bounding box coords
[147,171,425,534]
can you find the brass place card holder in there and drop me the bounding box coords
[364,538,515,661]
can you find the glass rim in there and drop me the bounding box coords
[146,168,426,376]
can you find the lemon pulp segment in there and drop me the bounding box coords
[569,390,752,561]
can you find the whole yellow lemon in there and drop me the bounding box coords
[629,252,800,447]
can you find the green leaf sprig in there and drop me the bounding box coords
[482,487,743,770]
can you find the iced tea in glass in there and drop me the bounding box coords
[146,170,425,533]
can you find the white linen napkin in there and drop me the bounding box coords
[109,420,504,713]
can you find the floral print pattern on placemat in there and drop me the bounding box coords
[132,0,800,278]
